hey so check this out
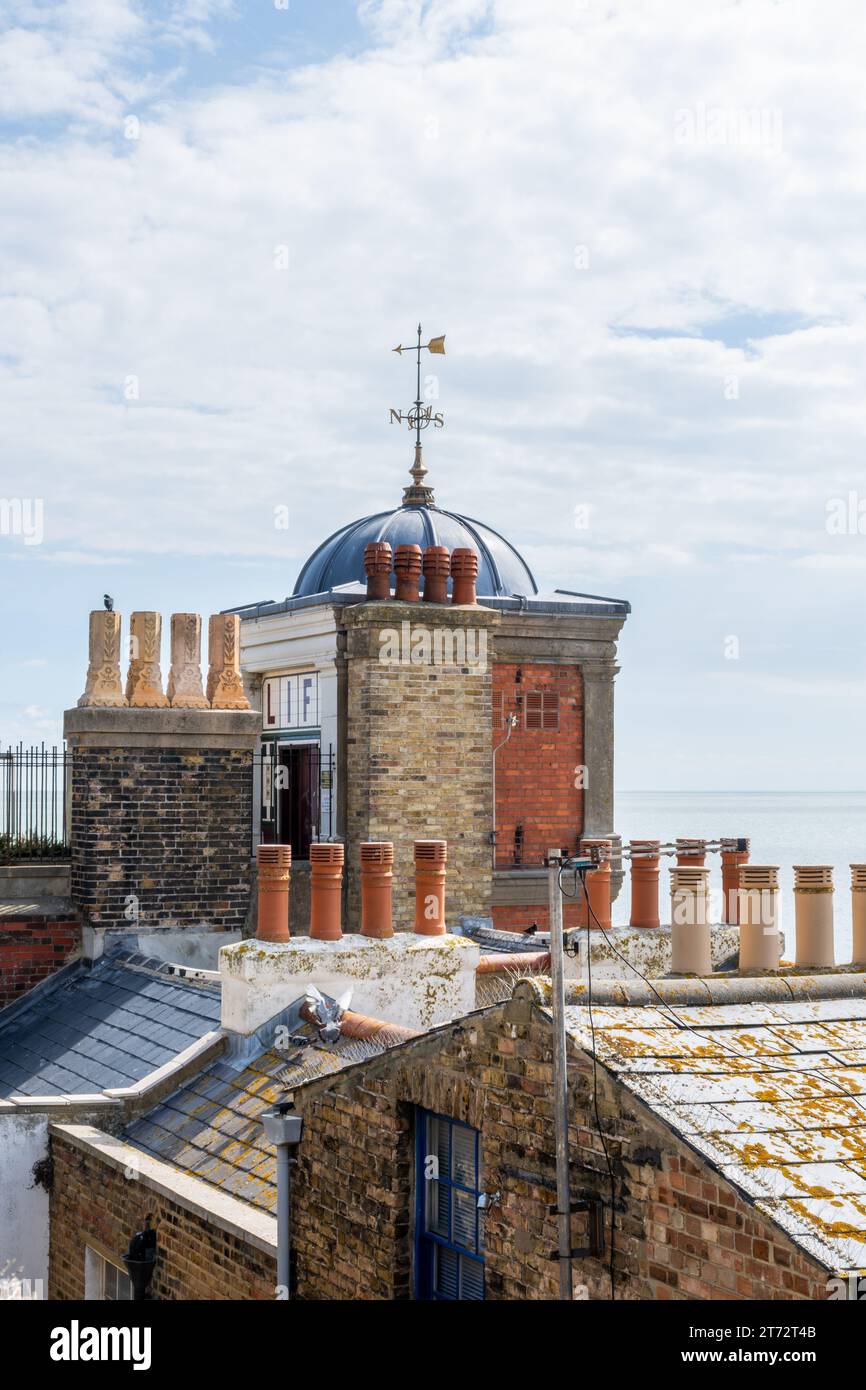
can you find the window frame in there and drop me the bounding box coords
[414,1108,485,1301]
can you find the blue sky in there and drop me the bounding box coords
[2,0,866,791]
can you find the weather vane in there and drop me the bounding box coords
[391,323,446,507]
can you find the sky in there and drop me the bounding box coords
[2,0,865,791]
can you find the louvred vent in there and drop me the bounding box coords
[524,691,559,730]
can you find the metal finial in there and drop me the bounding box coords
[390,323,446,507]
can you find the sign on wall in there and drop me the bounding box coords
[262,673,319,730]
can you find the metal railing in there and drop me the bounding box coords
[256,743,336,859]
[0,743,71,861]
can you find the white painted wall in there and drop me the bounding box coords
[220,933,481,1035]
[0,1112,49,1298]
[239,604,342,841]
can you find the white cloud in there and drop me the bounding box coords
[4,0,866,785]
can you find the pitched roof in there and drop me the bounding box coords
[0,947,221,1098]
[124,1029,401,1213]
[559,994,866,1273]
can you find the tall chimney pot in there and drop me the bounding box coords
[737,864,780,971]
[256,844,292,943]
[450,548,478,606]
[394,544,423,602]
[422,546,450,604]
[721,837,750,924]
[414,839,447,935]
[309,842,344,941]
[628,839,661,929]
[364,542,393,600]
[670,866,712,975]
[851,865,866,966]
[579,838,612,929]
[793,865,835,968]
[360,842,395,939]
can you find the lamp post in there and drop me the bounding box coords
[122,1217,157,1301]
[261,1096,304,1298]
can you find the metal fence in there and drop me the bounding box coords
[0,743,71,861]
[0,740,337,865]
[256,743,335,859]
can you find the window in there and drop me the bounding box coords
[260,741,321,859]
[415,1110,484,1300]
[84,1247,132,1301]
[524,690,559,730]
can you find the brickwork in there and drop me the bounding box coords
[69,746,253,932]
[0,917,81,1006]
[48,1132,276,1301]
[343,603,497,931]
[489,901,585,933]
[491,660,584,930]
[292,1001,830,1301]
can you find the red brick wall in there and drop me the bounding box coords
[492,662,584,929]
[0,918,81,1006]
[492,902,585,932]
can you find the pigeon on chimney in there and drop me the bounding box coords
[103,594,114,611]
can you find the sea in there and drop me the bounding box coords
[612,790,866,961]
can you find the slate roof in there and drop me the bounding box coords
[124,1031,398,1213]
[0,948,221,1098]
[560,995,866,1273]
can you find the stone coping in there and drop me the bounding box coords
[0,898,76,921]
[513,970,866,1009]
[63,706,260,750]
[50,1122,277,1258]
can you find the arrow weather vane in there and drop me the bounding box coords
[391,323,445,507]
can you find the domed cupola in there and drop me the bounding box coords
[293,445,537,600]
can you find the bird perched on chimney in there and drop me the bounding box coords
[103,594,114,612]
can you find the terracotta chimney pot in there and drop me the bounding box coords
[360,842,394,939]
[720,837,751,924]
[364,542,393,600]
[422,546,450,604]
[394,544,423,602]
[737,865,780,971]
[793,865,835,968]
[629,839,661,929]
[851,865,866,966]
[450,548,478,606]
[256,844,292,943]
[414,839,447,935]
[309,842,344,941]
[579,838,612,929]
[670,866,712,975]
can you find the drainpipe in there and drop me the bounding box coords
[547,849,573,1301]
[260,1098,304,1298]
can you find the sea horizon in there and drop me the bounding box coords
[612,788,866,957]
